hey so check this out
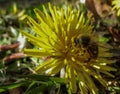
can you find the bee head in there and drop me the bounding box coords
[74,35,91,47]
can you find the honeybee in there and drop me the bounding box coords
[74,35,98,60]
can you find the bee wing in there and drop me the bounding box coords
[98,43,113,49]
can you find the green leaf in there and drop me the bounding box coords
[0,60,5,69]
[0,81,25,93]
[25,81,56,94]
[99,37,109,43]
[20,74,68,84]
[25,84,49,94]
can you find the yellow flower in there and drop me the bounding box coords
[12,2,27,21]
[21,3,116,94]
[112,0,120,16]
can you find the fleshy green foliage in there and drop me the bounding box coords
[0,74,67,93]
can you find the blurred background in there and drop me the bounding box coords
[0,0,120,94]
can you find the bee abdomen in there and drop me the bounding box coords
[87,42,98,59]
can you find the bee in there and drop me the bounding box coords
[74,35,98,60]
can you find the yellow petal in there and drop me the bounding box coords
[23,49,51,57]
[35,58,55,73]
[48,59,65,75]
[67,65,77,93]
